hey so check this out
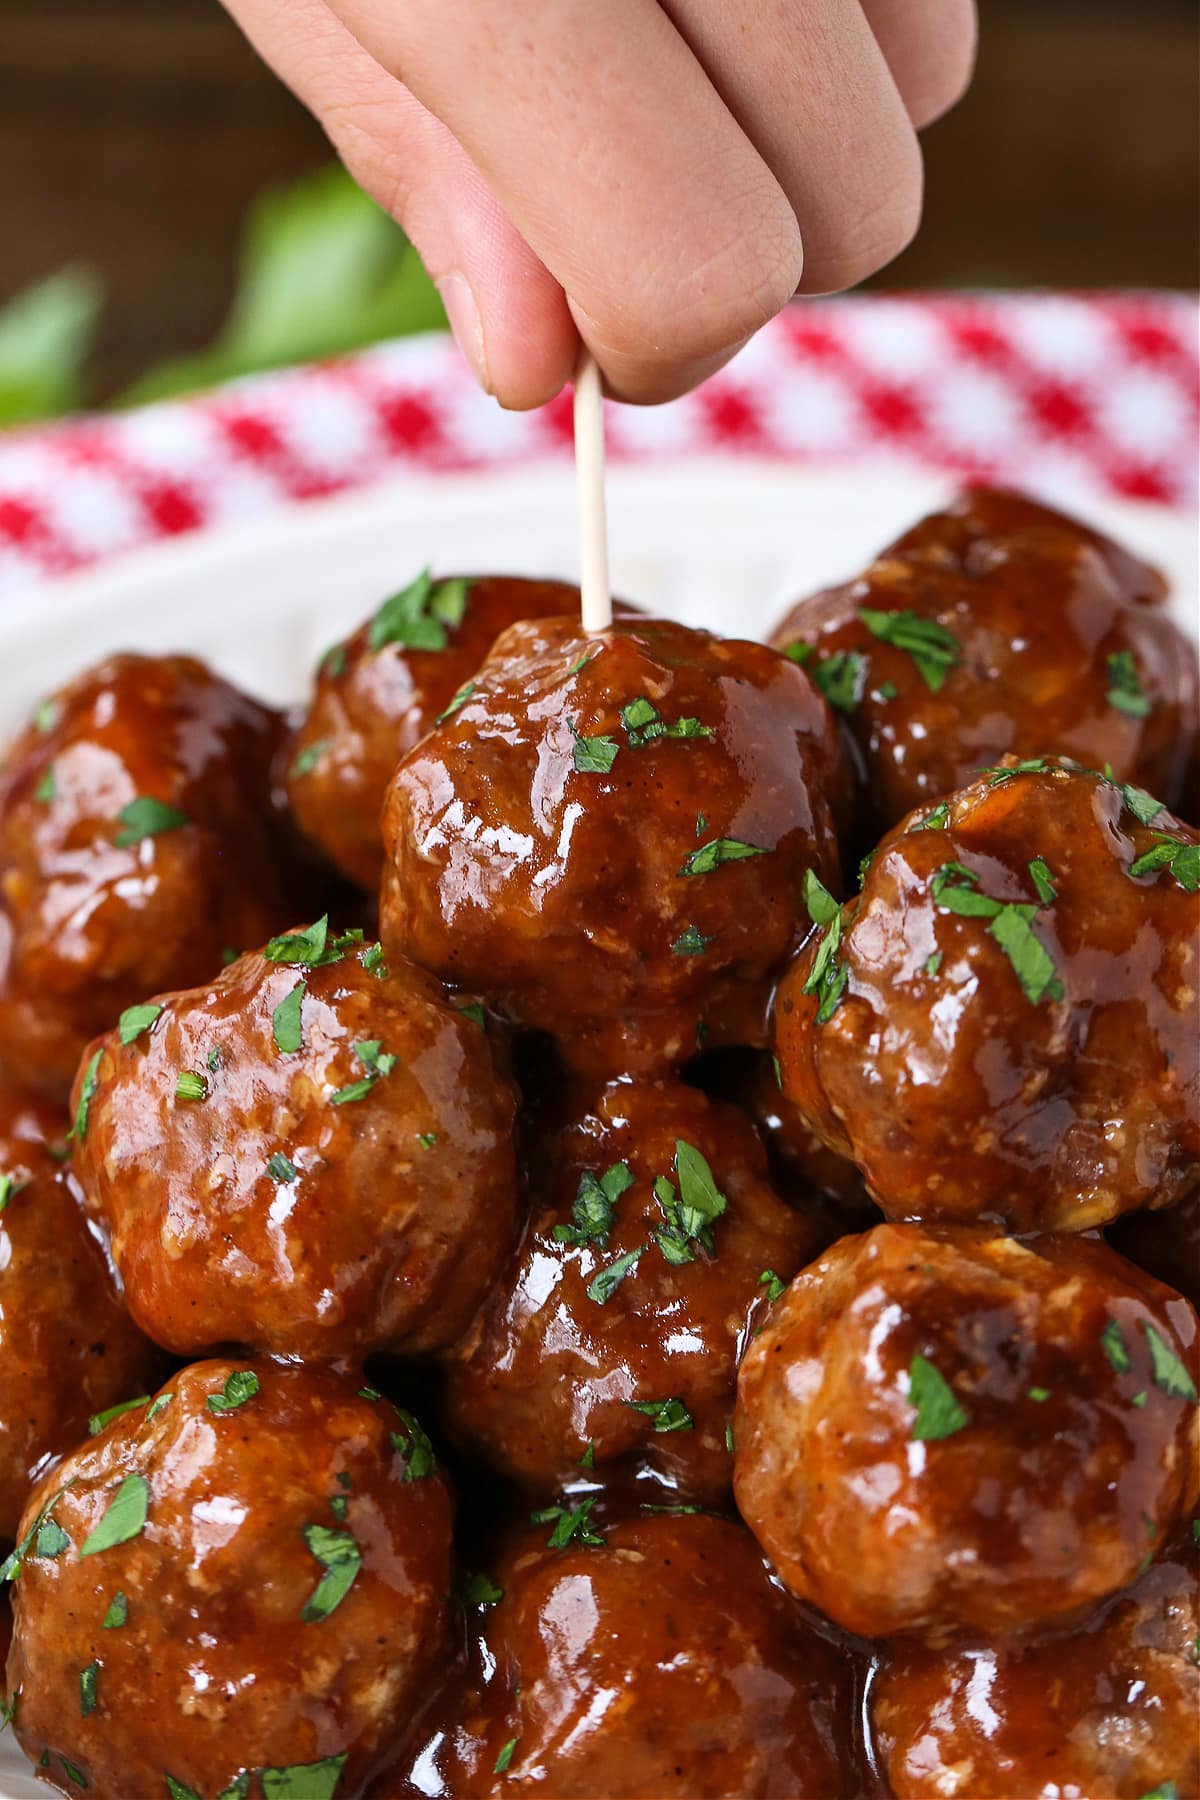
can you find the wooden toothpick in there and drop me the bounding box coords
[574,349,612,633]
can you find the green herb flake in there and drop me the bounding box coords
[1115,778,1167,826]
[416,1132,438,1150]
[33,698,59,734]
[359,941,388,977]
[1101,1318,1133,1374]
[0,1172,26,1213]
[34,765,56,804]
[175,1070,207,1103]
[80,1662,98,1717]
[586,1244,645,1305]
[1028,858,1057,904]
[435,679,476,725]
[579,1439,595,1468]
[88,1396,150,1436]
[207,1370,260,1415]
[59,1757,88,1791]
[494,1740,518,1777]
[803,868,840,926]
[923,951,943,977]
[921,802,950,831]
[759,1269,786,1304]
[1128,834,1200,893]
[289,740,329,780]
[329,1495,347,1520]
[531,1495,606,1550]
[464,1571,504,1606]
[1106,649,1152,719]
[301,1523,362,1623]
[671,925,713,956]
[929,862,1063,1006]
[260,1754,348,1800]
[267,1152,298,1185]
[553,1162,633,1250]
[145,1393,173,1423]
[623,1397,693,1433]
[568,720,620,775]
[812,649,867,714]
[390,1409,437,1481]
[456,1000,486,1028]
[79,1473,150,1558]
[271,979,306,1054]
[1136,1785,1179,1800]
[875,680,899,701]
[35,1518,70,1559]
[801,907,848,1026]
[72,1048,103,1141]
[783,641,813,665]
[265,916,332,967]
[319,643,347,681]
[1027,1386,1050,1403]
[907,1353,969,1442]
[618,695,713,748]
[1140,1321,1198,1402]
[368,569,473,653]
[117,1002,163,1046]
[113,796,189,848]
[0,1688,18,1733]
[102,1591,127,1630]
[695,813,707,837]
[860,608,961,692]
[679,837,769,877]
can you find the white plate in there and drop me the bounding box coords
[0,458,1195,1799]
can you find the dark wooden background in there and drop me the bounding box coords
[3,0,1197,398]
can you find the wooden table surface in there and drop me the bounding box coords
[3,0,1197,399]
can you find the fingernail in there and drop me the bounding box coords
[437,274,490,392]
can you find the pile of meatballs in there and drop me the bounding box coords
[0,486,1197,1800]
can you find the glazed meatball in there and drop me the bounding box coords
[378,1512,860,1799]
[871,1538,1200,1798]
[289,575,592,890]
[71,919,517,1361]
[5,1359,452,1800]
[775,757,1200,1231]
[1112,1190,1200,1313]
[381,616,846,1077]
[769,486,1198,840]
[442,1081,825,1504]
[0,1082,159,1540]
[0,653,291,1097]
[733,1224,1200,1641]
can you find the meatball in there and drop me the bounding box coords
[381,616,846,1077]
[733,1224,1200,1641]
[71,918,518,1361]
[0,653,292,1097]
[775,756,1200,1231]
[442,1080,825,1504]
[768,486,1198,840]
[5,1359,452,1800]
[289,575,592,890]
[1112,1190,1200,1313]
[0,1081,160,1540]
[378,1512,861,1799]
[871,1538,1200,1798]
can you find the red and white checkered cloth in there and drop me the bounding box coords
[0,292,1194,602]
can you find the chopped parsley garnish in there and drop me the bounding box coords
[907,1353,968,1441]
[802,868,839,926]
[923,951,943,976]
[289,739,328,779]
[72,1048,103,1141]
[175,1070,207,1103]
[623,1397,693,1433]
[145,1393,172,1423]
[267,1152,298,1185]
[1101,1318,1133,1373]
[207,1370,260,1414]
[102,1591,127,1630]
[758,1269,786,1304]
[331,1039,397,1104]
[0,1172,26,1213]
[1028,1386,1050,1403]
[359,941,388,977]
[1105,649,1152,718]
[811,649,867,714]
[329,1495,347,1520]
[319,642,347,680]
[652,1139,728,1264]
[671,924,713,956]
[1,1484,76,1582]
[58,1758,88,1790]
[88,1396,150,1435]
[929,861,1063,1005]
[875,680,899,701]
[553,1161,633,1250]
[390,1409,437,1481]
[117,1002,162,1046]
[531,1495,606,1549]
[1115,778,1167,826]
[1128,834,1200,893]
[80,1662,98,1717]
[921,802,950,831]
[579,1439,595,1468]
[36,1519,70,1559]
[264,916,338,968]
[639,1503,705,1516]
[271,980,305,1053]
[801,899,848,1026]
[367,569,472,653]
[80,1473,150,1557]
[1028,857,1056,904]
[34,765,56,804]
[113,796,189,848]
[1141,1321,1198,1402]
[463,1572,504,1606]
[860,608,961,691]
[619,696,713,748]
[435,679,476,724]
[416,1132,437,1150]
[679,837,769,876]
[260,1755,348,1800]
[494,1740,518,1777]
[568,720,620,774]
[1136,1785,1179,1800]
[301,1523,362,1622]
[695,813,707,836]
[586,1243,645,1304]
[34,698,59,733]
[783,641,813,664]
[456,1001,486,1028]
[220,947,240,966]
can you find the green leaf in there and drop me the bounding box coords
[1128,834,1200,893]
[435,680,477,725]
[679,837,769,877]
[674,1140,728,1238]
[59,1759,88,1791]
[88,1396,150,1436]
[801,909,848,1025]
[80,1474,150,1557]
[812,650,867,714]
[1136,1784,1179,1800]
[113,797,189,849]
[1118,781,1168,826]
[175,1070,207,1103]
[552,1162,633,1250]
[1106,649,1152,719]
[570,722,621,774]
[859,608,961,692]
[260,1755,348,1800]
[80,1662,98,1717]
[494,1740,518,1776]
[267,1152,298,1185]
[0,265,103,427]
[264,916,333,967]
[1141,1322,1198,1402]
[623,1397,693,1433]
[72,1049,104,1142]
[35,1518,70,1559]
[530,1495,606,1549]
[368,569,474,654]
[759,1269,786,1303]
[586,1244,645,1305]
[207,1370,260,1415]
[301,1524,362,1623]
[118,1003,163,1047]
[0,1171,25,1213]
[1102,1319,1133,1373]
[289,739,328,780]
[102,1591,128,1630]
[783,641,813,664]
[987,904,1063,1006]
[907,1353,968,1441]
[34,765,56,804]
[921,802,951,831]
[671,925,713,956]
[1028,858,1056,905]
[802,868,840,926]
[271,980,306,1054]
[166,1781,202,1800]
[463,1571,504,1606]
[390,1408,437,1481]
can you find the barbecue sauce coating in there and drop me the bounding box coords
[0,1081,159,1541]
[775,757,1200,1232]
[289,576,591,890]
[871,1539,1200,1798]
[0,654,291,1098]
[733,1224,1200,1641]
[5,1360,452,1800]
[441,1080,827,1504]
[70,930,517,1361]
[374,1513,863,1799]
[380,616,846,1078]
[768,486,1197,840]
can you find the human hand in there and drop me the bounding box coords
[221,0,975,408]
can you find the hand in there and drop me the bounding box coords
[221,0,975,407]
